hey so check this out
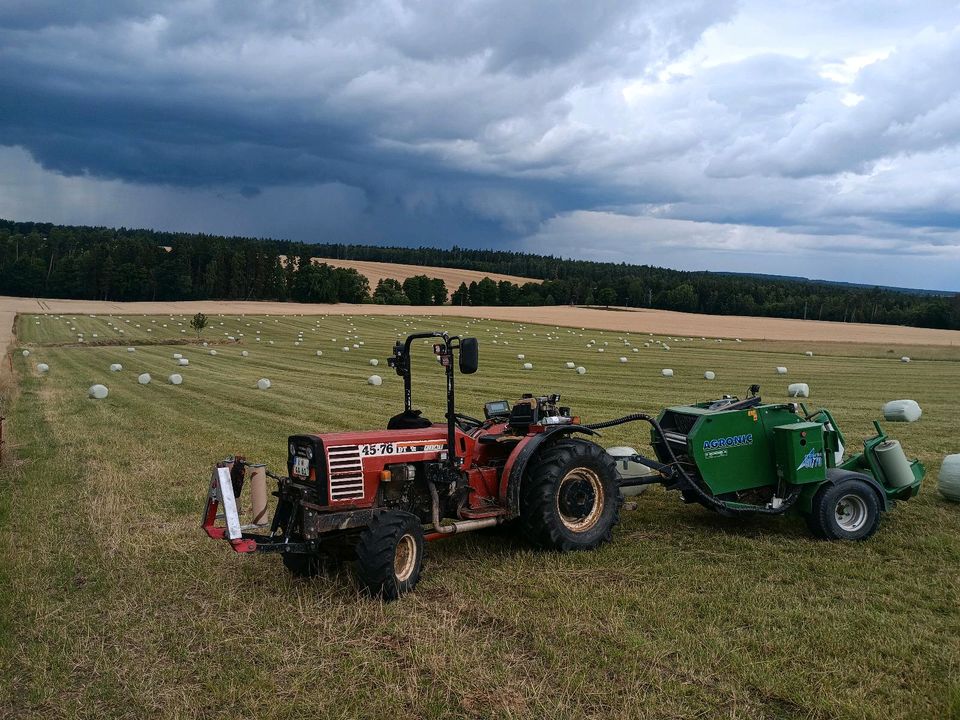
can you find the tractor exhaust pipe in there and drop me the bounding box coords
[428,482,502,535]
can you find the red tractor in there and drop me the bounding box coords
[202,332,629,598]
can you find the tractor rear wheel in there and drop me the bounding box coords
[354,511,424,600]
[520,438,622,551]
[807,479,881,541]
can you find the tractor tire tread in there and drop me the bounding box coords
[354,510,423,600]
[520,438,622,552]
[807,478,882,541]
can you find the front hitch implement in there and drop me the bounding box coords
[201,463,258,553]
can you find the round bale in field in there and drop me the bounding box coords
[369,358,379,366]
[522,362,533,370]
[704,371,716,380]
[901,356,911,363]
[368,375,383,386]
[138,373,151,384]
[661,368,674,377]
[127,347,136,353]
[110,363,123,372]
[576,366,587,375]
[938,455,960,502]
[168,374,183,385]
[173,353,182,359]
[241,350,249,357]
[316,350,323,356]
[257,378,271,390]
[805,351,814,357]
[776,366,788,375]
[209,349,217,356]
[565,361,576,369]
[36,363,50,374]
[883,399,922,422]
[22,349,30,357]
[178,358,189,366]
[788,383,810,398]
[88,384,109,399]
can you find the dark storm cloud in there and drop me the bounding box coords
[1,0,959,289]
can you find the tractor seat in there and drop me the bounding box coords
[387,409,433,430]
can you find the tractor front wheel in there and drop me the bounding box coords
[807,479,881,541]
[354,511,424,600]
[521,438,622,551]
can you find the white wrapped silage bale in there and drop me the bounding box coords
[517,354,525,360]
[257,378,271,390]
[241,350,249,357]
[316,350,323,357]
[178,358,189,366]
[88,384,109,399]
[368,375,383,386]
[900,356,911,363]
[209,349,217,356]
[937,455,960,502]
[619,357,628,363]
[788,383,810,398]
[173,353,182,359]
[369,359,379,366]
[168,374,183,385]
[522,362,533,370]
[576,366,587,375]
[138,373,151,384]
[661,369,674,377]
[342,346,350,352]
[110,363,123,372]
[127,347,136,353]
[883,400,922,422]
[704,371,716,380]
[805,351,814,357]
[565,361,576,369]
[36,363,49,374]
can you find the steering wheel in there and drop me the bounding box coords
[452,412,484,430]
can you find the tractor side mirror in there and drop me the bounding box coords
[459,337,479,374]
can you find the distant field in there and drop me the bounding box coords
[3,311,959,718]
[288,257,541,288]
[4,297,960,359]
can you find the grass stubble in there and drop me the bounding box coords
[2,311,959,719]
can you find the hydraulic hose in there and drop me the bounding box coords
[585,413,800,515]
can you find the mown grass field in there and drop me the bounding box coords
[3,310,960,719]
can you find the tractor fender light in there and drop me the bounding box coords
[380,470,392,482]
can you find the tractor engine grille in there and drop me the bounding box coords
[326,445,365,501]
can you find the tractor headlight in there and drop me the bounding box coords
[289,442,296,456]
[305,446,314,460]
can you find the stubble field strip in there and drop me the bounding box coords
[3,311,960,719]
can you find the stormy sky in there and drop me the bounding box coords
[1,1,959,290]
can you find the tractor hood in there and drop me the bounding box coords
[288,425,453,506]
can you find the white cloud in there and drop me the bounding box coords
[1,0,959,289]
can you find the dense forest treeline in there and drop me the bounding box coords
[1,219,958,330]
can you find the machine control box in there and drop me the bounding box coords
[773,422,827,485]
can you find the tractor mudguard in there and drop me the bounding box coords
[499,426,600,518]
[799,468,890,514]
